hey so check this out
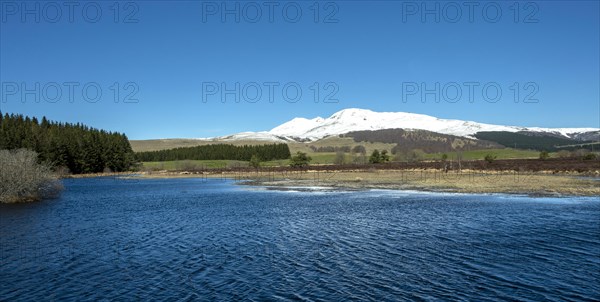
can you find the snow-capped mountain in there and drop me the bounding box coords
[215,108,599,142]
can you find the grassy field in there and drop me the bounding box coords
[140,148,548,171]
[130,137,397,154]
[133,136,559,171]
[140,155,336,170]
[421,148,542,161]
[134,136,396,170]
[142,160,249,170]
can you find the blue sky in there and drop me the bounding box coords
[1,1,598,139]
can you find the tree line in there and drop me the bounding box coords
[0,112,136,174]
[135,143,291,162]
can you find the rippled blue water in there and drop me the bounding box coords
[1,177,599,301]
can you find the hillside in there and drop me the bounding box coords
[130,109,599,155]
[342,129,501,153]
[473,131,599,151]
[231,108,598,142]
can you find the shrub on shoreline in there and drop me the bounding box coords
[0,149,63,203]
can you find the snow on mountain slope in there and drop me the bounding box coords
[218,131,285,142]
[215,108,599,142]
[269,117,325,137]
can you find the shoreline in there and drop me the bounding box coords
[237,178,598,198]
[105,169,600,197]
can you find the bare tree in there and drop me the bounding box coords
[0,149,63,203]
[556,150,571,158]
[178,160,198,171]
[456,151,463,171]
[334,151,347,165]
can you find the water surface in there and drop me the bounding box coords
[1,177,599,300]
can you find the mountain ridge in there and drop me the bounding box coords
[212,108,599,142]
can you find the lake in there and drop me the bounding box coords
[1,177,599,301]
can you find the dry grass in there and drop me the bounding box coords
[130,139,226,152]
[134,169,600,196]
[310,170,600,196]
